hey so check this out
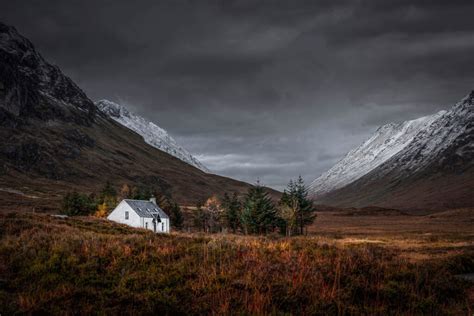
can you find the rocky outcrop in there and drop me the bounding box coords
[0,22,96,125]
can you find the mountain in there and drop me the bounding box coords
[96,100,209,172]
[310,92,474,212]
[0,22,278,211]
[310,111,446,196]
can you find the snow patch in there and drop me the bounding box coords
[310,92,473,197]
[96,100,209,173]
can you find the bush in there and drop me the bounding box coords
[61,192,95,216]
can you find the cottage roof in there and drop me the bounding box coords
[123,199,169,219]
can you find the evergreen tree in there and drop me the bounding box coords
[169,202,184,230]
[280,176,316,235]
[62,192,95,216]
[222,192,241,233]
[241,184,277,235]
[130,186,154,200]
[98,181,118,212]
[157,197,183,230]
[295,176,316,234]
[100,181,117,199]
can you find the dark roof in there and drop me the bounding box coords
[123,199,169,219]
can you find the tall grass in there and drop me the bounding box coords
[0,212,472,315]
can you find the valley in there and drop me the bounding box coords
[1,11,473,315]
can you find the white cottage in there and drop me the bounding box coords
[107,198,170,233]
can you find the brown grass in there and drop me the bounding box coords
[0,211,473,315]
[311,209,474,261]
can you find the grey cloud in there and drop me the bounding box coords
[2,0,474,190]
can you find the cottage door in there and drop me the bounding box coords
[152,219,156,233]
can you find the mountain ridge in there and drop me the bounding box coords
[309,110,446,196]
[96,99,209,172]
[310,91,474,211]
[0,22,279,211]
[0,22,97,124]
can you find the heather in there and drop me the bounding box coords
[1,212,472,315]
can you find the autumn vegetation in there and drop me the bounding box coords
[62,177,317,236]
[61,182,185,229]
[0,212,472,315]
[3,180,471,314]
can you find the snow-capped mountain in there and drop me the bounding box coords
[310,91,474,210]
[310,110,445,196]
[96,100,209,173]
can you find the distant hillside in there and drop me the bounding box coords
[0,22,278,211]
[96,99,209,172]
[310,92,474,212]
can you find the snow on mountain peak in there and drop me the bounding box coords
[309,102,457,197]
[95,100,209,173]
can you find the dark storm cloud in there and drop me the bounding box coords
[3,0,474,189]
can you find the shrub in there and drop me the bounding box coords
[61,192,95,216]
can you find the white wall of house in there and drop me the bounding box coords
[141,217,169,233]
[107,201,142,228]
[160,218,169,233]
[107,200,170,233]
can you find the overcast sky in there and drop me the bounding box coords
[3,0,474,190]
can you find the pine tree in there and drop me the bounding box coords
[130,186,154,200]
[241,184,277,235]
[169,202,184,229]
[295,176,316,234]
[280,176,316,235]
[62,192,95,216]
[222,192,241,233]
[101,181,117,199]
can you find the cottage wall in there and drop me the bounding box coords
[107,200,170,233]
[142,217,169,233]
[107,201,141,228]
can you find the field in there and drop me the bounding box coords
[313,209,474,261]
[1,210,473,315]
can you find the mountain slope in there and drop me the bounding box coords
[310,92,474,212]
[96,100,209,172]
[0,22,278,211]
[309,111,445,196]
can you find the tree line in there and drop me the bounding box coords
[61,182,185,229]
[61,176,316,236]
[192,176,316,236]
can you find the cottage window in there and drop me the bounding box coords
[145,222,148,229]
[125,211,129,220]
[162,223,164,231]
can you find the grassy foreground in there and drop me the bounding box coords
[0,212,473,315]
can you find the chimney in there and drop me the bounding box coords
[150,197,157,205]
